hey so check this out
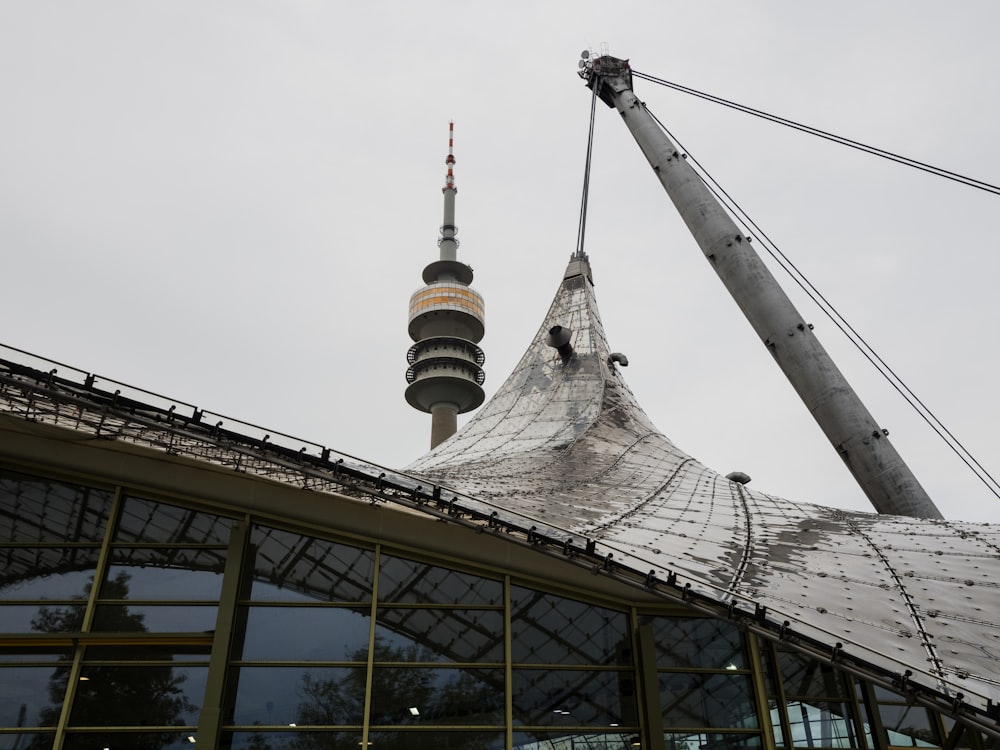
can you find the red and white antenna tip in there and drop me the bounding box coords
[445,121,456,189]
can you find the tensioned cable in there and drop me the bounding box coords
[575,77,600,258]
[632,70,1000,197]
[641,105,1000,501]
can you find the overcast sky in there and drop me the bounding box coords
[2,1,998,521]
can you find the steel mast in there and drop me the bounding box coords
[579,53,941,519]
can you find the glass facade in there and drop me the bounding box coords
[0,467,992,750]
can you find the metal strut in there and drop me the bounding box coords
[574,67,600,259]
[579,53,942,519]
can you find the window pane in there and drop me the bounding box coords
[249,527,374,603]
[374,608,504,663]
[62,732,197,749]
[91,603,218,633]
[0,648,73,662]
[879,703,938,747]
[785,701,861,748]
[69,665,206,726]
[660,673,757,729]
[664,732,762,750]
[512,731,638,749]
[941,717,977,749]
[641,617,746,670]
[369,667,504,725]
[778,650,848,699]
[115,496,233,544]
[239,607,371,662]
[371,667,504,725]
[511,587,631,665]
[229,666,367,726]
[512,669,638,727]
[368,730,506,750]
[0,470,113,543]
[0,734,55,750]
[222,731,362,749]
[0,548,100,599]
[0,603,87,634]
[0,665,70,727]
[84,644,211,661]
[103,548,226,600]
[378,555,502,605]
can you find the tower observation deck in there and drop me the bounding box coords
[405,123,486,449]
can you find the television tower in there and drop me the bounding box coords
[405,123,486,448]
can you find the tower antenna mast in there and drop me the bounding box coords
[404,123,487,449]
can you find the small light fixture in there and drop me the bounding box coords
[725,663,738,671]
[79,675,90,681]
[288,723,297,727]
[408,706,420,716]
[187,737,196,744]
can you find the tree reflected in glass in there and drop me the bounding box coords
[27,572,195,750]
[289,638,497,750]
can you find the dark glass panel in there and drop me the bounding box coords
[785,700,861,748]
[222,731,362,749]
[115,496,233,545]
[0,469,114,544]
[69,665,206,726]
[941,717,977,749]
[368,730,506,749]
[239,606,371,662]
[879,703,938,747]
[369,667,504,725]
[84,644,212,661]
[62,732,197,749]
[229,666,367,726]
[511,669,638,727]
[249,527,374,603]
[378,554,502,605]
[0,647,73,662]
[664,732,762,750]
[660,673,757,729]
[510,586,631,665]
[0,665,70,727]
[777,649,848,699]
[102,547,226,600]
[640,617,746,670]
[0,735,55,750]
[374,608,504,663]
[91,603,218,633]
[513,732,636,749]
[0,547,100,598]
[0,603,87,633]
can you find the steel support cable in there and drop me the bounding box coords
[575,78,600,258]
[632,70,1000,197]
[642,105,1000,502]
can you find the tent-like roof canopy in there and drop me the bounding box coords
[408,252,1000,714]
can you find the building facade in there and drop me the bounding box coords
[2,253,999,749]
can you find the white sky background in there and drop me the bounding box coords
[1,1,998,521]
